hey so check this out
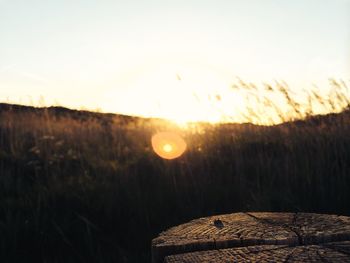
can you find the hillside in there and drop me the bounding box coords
[0,103,350,263]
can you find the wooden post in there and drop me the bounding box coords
[152,212,350,263]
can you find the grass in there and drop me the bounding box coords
[0,79,350,262]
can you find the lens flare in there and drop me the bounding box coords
[162,144,173,153]
[151,132,187,159]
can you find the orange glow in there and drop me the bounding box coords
[162,144,173,153]
[151,132,187,159]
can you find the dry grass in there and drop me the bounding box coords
[0,79,349,262]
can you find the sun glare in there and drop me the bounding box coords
[151,132,187,159]
[102,62,243,125]
[163,144,173,153]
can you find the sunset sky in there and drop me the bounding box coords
[0,0,349,123]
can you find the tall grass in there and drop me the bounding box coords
[0,79,349,262]
[226,78,350,124]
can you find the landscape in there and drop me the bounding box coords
[1,0,349,262]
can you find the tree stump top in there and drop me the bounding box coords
[152,212,350,263]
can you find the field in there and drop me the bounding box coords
[0,81,350,262]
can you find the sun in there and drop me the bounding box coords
[101,62,241,125]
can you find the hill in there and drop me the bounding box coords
[0,103,350,263]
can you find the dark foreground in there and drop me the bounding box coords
[0,103,350,262]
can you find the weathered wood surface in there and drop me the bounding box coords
[152,212,350,263]
[165,241,350,263]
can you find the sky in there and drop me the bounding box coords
[0,0,349,123]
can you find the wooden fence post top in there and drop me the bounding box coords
[152,212,350,263]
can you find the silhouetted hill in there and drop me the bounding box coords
[1,102,349,128]
[1,102,350,262]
